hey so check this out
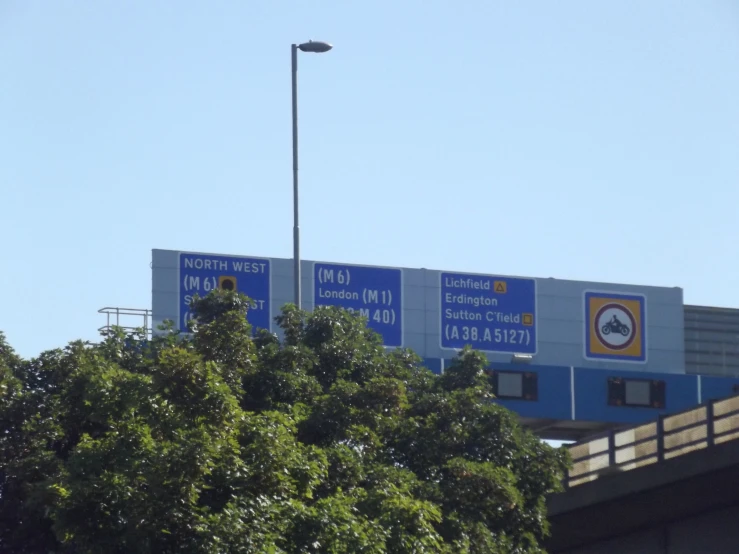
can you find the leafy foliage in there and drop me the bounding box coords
[0,292,569,553]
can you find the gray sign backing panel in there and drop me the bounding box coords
[152,249,685,374]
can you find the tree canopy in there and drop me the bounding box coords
[0,291,569,553]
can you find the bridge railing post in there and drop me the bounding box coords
[608,429,616,468]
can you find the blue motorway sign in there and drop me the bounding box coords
[179,252,271,332]
[314,263,402,347]
[440,272,536,353]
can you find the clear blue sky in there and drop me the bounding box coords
[2,1,738,359]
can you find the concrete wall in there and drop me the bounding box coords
[562,504,739,554]
[548,432,739,552]
[685,305,739,377]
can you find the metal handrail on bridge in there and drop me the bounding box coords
[565,393,739,488]
[98,307,153,336]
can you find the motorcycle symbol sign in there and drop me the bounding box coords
[594,303,636,350]
[584,291,646,362]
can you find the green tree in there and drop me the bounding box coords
[0,291,569,553]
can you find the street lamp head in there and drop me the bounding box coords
[297,40,333,53]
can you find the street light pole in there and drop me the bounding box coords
[291,40,332,309]
[291,44,300,308]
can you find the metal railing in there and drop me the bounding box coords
[98,307,153,337]
[566,393,739,488]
